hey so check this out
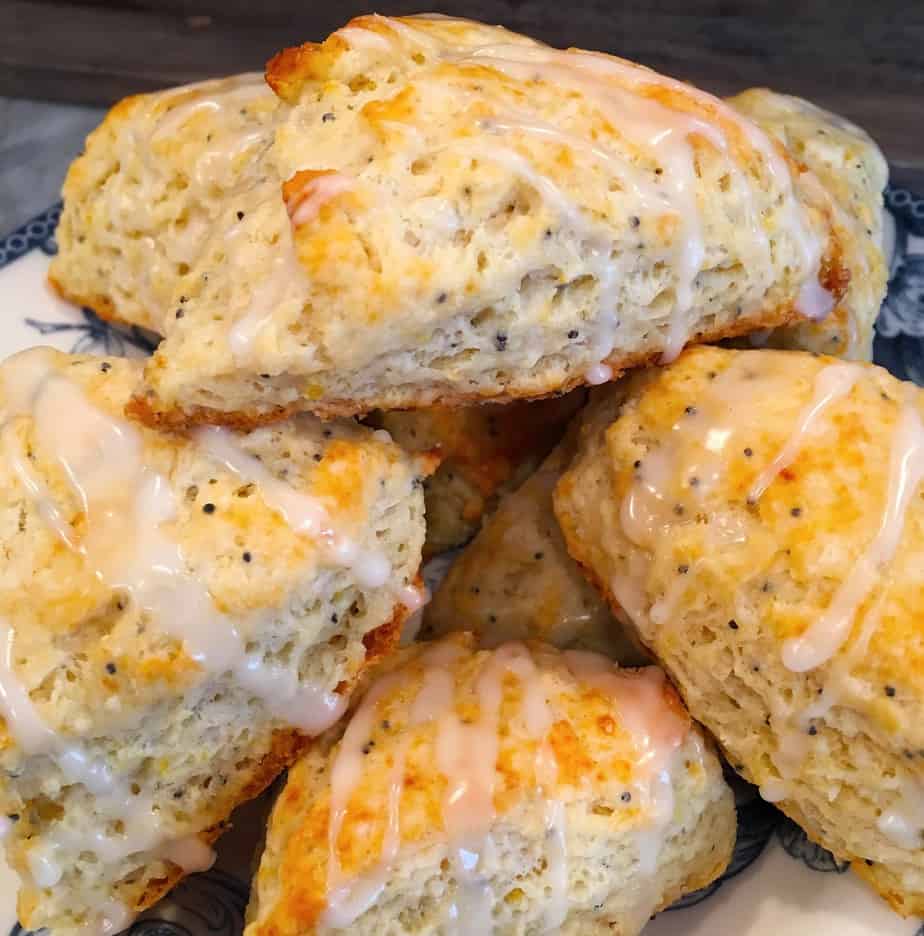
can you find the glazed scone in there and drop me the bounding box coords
[126,14,849,426]
[0,347,426,936]
[371,391,583,556]
[50,73,279,333]
[728,89,889,360]
[422,423,647,664]
[245,633,735,935]
[554,346,924,915]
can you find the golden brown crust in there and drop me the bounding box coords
[125,393,303,431]
[47,271,131,329]
[247,636,734,936]
[265,42,323,102]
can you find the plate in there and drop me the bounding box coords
[0,192,923,936]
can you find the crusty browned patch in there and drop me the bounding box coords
[851,851,924,918]
[361,604,407,667]
[125,393,303,431]
[265,42,325,103]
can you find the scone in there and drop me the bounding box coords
[49,73,279,333]
[50,69,882,379]
[554,345,924,915]
[0,347,426,936]
[245,633,735,935]
[727,89,889,360]
[422,419,647,663]
[370,391,583,556]
[120,13,851,426]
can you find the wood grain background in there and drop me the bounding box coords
[2,1,922,176]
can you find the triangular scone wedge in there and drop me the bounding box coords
[554,346,924,916]
[0,348,427,936]
[127,14,849,427]
[245,634,735,935]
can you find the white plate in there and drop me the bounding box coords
[1,196,923,936]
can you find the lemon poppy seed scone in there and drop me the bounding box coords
[728,89,889,360]
[422,418,648,664]
[49,73,279,333]
[370,391,583,556]
[127,13,849,427]
[245,633,735,935]
[553,346,924,915]
[0,347,426,936]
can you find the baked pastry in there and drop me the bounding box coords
[50,69,882,380]
[50,73,279,333]
[0,347,426,935]
[727,89,888,360]
[370,391,583,556]
[423,420,647,663]
[554,345,924,915]
[245,633,735,935]
[107,13,847,426]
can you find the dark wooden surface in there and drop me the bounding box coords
[2,0,923,179]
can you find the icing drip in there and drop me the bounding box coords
[150,74,269,144]
[748,362,864,503]
[0,620,55,753]
[459,43,812,364]
[226,212,307,362]
[782,394,924,672]
[878,782,924,849]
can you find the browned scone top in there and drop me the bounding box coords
[554,345,924,916]
[114,13,848,427]
[0,347,427,936]
[245,633,735,935]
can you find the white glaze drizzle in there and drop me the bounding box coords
[321,640,690,930]
[782,393,924,672]
[150,73,270,144]
[748,362,865,503]
[612,353,924,821]
[0,620,55,753]
[878,782,924,849]
[562,651,686,878]
[456,41,819,360]
[226,237,306,362]
[584,363,614,386]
